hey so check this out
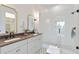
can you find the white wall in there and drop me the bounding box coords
[39,4,79,49]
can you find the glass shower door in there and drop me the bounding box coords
[56,14,79,52]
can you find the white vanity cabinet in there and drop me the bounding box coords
[28,35,42,54]
[0,34,42,54]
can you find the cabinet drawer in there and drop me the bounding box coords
[17,45,28,54]
[0,39,27,53]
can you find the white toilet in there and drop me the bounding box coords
[42,44,60,54]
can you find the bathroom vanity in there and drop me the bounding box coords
[0,4,42,54]
[0,33,42,54]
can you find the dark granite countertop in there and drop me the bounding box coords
[0,33,42,47]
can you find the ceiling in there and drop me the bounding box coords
[7,4,57,12]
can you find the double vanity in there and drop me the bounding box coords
[0,4,42,54]
[0,33,42,54]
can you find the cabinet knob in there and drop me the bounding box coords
[16,49,20,52]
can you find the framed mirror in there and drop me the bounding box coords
[27,15,34,32]
[0,4,17,33]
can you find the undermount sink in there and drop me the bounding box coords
[4,38,21,42]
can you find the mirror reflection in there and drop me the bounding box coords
[0,5,17,33]
[27,15,34,32]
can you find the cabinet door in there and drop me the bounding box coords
[1,39,28,54]
[17,45,28,54]
[28,35,42,54]
[28,39,36,54]
[4,45,27,54]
